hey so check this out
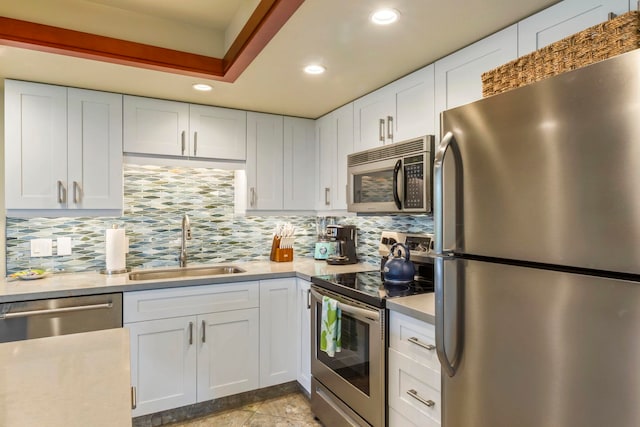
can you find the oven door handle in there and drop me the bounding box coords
[310,289,380,322]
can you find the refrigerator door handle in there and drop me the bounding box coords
[433,131,463,377]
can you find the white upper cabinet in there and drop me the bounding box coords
[246,112,284,210]
[123,95,246,161]
[67,88,123,210]
[283,117,316,210]
[518,0,630,56]
[123,95,189,157]
[354,65,434,151]
[316,103,353,212]
[188,104,246,161]
[5,80,122,212]
[434,24,518,139]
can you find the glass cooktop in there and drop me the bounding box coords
[311,270,434,308]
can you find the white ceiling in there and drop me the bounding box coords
[0,0,561,119]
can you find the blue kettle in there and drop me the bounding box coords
[383,243,415,285]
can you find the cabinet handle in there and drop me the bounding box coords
[57,180,67,204]
[189,322,194,345]
[193,131,198,157]
[307,288,311,309]
[201,320,206,343]
[387,115,393,141]
[407,389,435,407]
[181,130,186,155]
[72,181,81,204]
[325,187,330,206]
[379,119,385,143]
[131,386,137,410]
[408,337,436,351]
[250,187,256,207]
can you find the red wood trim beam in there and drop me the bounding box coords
[0,17,224,79]
[223,0,305,82]
[0,0,304,82]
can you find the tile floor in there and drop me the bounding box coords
[166,392,322,427]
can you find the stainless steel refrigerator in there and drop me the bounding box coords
[434,48,640,427]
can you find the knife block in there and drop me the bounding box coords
[270,236,293,262]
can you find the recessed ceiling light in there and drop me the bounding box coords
[304,64,326,75]
[371,8,400,25]
[192,83,212,91]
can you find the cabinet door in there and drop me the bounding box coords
[259,278,297,387]
[434,24,517,139]
[283,117,316,210]
[315,103,353,211]
[518,0,629,56]
[189,104,246,161]
[123,95,189,156]
[353,86,394,151]
[127,317,197,417]
[392,65,435,142]
[315,112,336,210]
[5,80,67,209]
[296,279,312,394]
[67,88,123,210]
[334,103,354,210]
[246,112,284,210]
[197,308,259,401]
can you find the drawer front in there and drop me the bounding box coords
[389,310,439,371]
[388,348,441,426]
[389,406,440,427]
[124,282,259,322]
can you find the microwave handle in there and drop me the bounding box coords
[392,159,402,210]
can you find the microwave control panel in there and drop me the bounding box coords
[404,155,424,209]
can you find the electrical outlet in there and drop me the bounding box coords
[57,237,72,256]
[30,239,53,257]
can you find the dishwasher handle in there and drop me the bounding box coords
[1,302,113,319]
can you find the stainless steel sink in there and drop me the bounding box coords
[128,266,245,281]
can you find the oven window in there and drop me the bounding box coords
[353,170,394,204]
[316,307,371,395]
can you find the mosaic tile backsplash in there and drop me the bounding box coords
[6,165,433,275]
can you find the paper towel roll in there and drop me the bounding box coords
[105,228,126,271]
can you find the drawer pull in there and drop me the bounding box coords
[408,336,435,351]
[407,389,435,407]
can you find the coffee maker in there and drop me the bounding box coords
[326,224,358,265]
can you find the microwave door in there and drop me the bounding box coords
[348,158,401,213]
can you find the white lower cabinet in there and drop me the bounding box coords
[198,309,260,400]
[127,316,197,416]
[259,278,297,387]
[296,279,311,393]
[125,282,261,417]
[388,310,441,427]
[125,278,300,417]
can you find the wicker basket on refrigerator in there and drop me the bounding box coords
[482,11,640,97]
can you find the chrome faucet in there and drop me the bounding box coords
[179,214,192,267]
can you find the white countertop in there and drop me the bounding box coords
[0,328,132,427]
[386,292,436,324]
[1,258,435,322]
[0,259,375,303]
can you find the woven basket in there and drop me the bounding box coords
[482,11,640,97]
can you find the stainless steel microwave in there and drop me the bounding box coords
[347,135,434,213]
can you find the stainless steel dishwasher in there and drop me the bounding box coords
[0,293,122,343]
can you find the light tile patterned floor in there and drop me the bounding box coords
[166,392,322,427]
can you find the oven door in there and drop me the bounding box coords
[310,285,385,427]
[347,157,403,213]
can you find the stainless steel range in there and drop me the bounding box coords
[310,232,434,427]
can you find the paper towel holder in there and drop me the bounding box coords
[101,225,131,275]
